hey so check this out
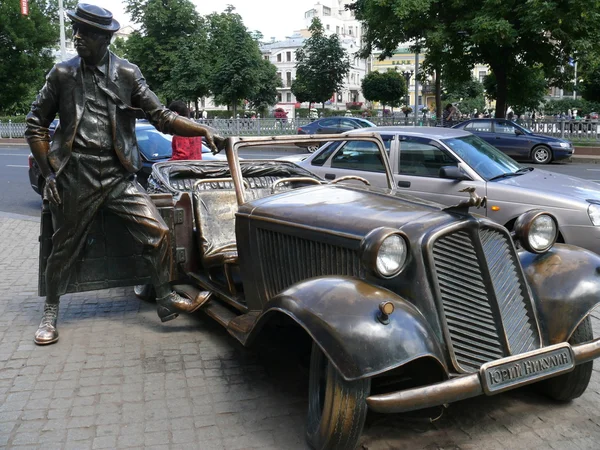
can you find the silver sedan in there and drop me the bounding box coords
[292,126,600,254]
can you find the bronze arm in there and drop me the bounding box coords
[171,117,226,153]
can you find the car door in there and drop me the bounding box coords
[394,136,487,212]
[339,118,362,133]
[306,136,394,188]
[492,120,529,159]
[315,118,341,134]
[463,120,496,148]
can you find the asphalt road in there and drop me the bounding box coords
[2,143,600,217]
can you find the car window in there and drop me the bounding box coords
[399,138,458,178]
[469,120,492,132]
[330,141,386,173]
[443,135,522,180]
[136,127,172,160]
[495,120,518,134]
[355,118,376,127]
[311,142,342,166]
[462,122,473,131]
[340,118,359,128]
[319,118,339,127]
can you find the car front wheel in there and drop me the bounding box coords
[534,316,593,401]
[531,145,552,164]
[306,342,370,450]
[307,145,320,153]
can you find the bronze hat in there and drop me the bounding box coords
[66,3,120,33]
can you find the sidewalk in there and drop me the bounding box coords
[1,211,600,449]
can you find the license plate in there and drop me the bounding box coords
[480,343,575,395]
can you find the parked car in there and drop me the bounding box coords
[296,116,376,153]
[28,121,225,193]
[293,126,600,255]
[452,118,573,164]
[38,133,600,449]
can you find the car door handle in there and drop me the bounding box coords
[495,136,501,139]
[325,173,336,180]
[397,180,411,188]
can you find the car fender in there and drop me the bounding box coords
[244,276,447,382]
[519,243,600,345]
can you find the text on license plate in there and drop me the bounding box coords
[480,343,574,395]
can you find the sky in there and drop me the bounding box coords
[86,0,314,41]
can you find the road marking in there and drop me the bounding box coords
[7,165,28,168]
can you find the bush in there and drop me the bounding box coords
[0,116,27,123]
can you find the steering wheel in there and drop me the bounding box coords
[271,177,322,194]
[329,175,371,186]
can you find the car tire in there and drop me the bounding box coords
[531,145,552,164]
[307,145,320,153]
[305,342,370,450]
[534,316,593,401]
[134,284,156,302]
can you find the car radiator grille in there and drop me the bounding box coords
[256,228,364,298]
[432,228,539,373]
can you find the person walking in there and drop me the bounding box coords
[25,4,224,345]
[168,101,204,160]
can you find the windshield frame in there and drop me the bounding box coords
[441,134,523,181]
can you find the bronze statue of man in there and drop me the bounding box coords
[26,3,219,345]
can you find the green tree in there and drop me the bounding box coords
[124,0,203,102]
[443,78,486,116]
[248,58,282,116]
[0,0,76,114]
[483,65,547,116]
[292,18,350,108]
[361,70,406,112]
[205,8,265,116]
[351,0,600,118]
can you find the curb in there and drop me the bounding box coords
[0,211,40,222]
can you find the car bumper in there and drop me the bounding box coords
[551,146,574,161]
[366,339,600,413]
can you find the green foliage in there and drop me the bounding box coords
[443,78,486,115]
[579,65,600,103]
[0,0,76,114]
[361,70,407,110]
[350,0,600,118]
[483,65,547,115]
[543,99,600,116]
[292,18,350,107]
[247,58,282,116]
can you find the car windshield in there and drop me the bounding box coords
[442,134,522,180]
[514,122,533,134]
[136,127,172,160]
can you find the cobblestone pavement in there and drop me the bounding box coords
[1,213,600,450]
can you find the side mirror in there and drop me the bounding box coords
[515,129,524,136]
[439,165,471,181]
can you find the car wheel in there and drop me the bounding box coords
[531,145,552,164]
[134,284,156,302]
[306,342,370,450]
[307,145,320,153]
[534,316,593,401]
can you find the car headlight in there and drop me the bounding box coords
[588,203,600,226]
[361,228,409,278]
[558,142,571,148]
[514,210,558,253]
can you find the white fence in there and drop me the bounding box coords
[0,121,26,139]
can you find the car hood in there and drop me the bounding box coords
[527,132,570,145]
[240,184,467,238]
[496,169,600,204]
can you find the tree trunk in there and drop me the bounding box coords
[232,101,238,118]
[494,67,508,119]
[435,66,442,122]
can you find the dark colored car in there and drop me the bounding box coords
[297,116,376,152]
[28,122,224,193]
[452,118,573,164]
[37,133,600,449]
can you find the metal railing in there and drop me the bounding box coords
[3,118,600,144]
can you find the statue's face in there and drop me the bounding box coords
[72,24,110,63]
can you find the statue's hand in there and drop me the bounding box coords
[44,173,61,205]
[205,131,226,155]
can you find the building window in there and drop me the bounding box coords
[286,92,292,102]
[326,24,330,30]
[286,72,292,87]
[349,28,352,35]
[277,72,281,81]
[336,26,339,34]
[323,6,331,15]
[479,70,487,83]
[277,93,282,102]
[264,55,269,60]
[277,53,282,62]
[286,51,291,62]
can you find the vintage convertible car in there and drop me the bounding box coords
[38,134,600,450]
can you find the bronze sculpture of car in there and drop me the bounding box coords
[38,134,600,450]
